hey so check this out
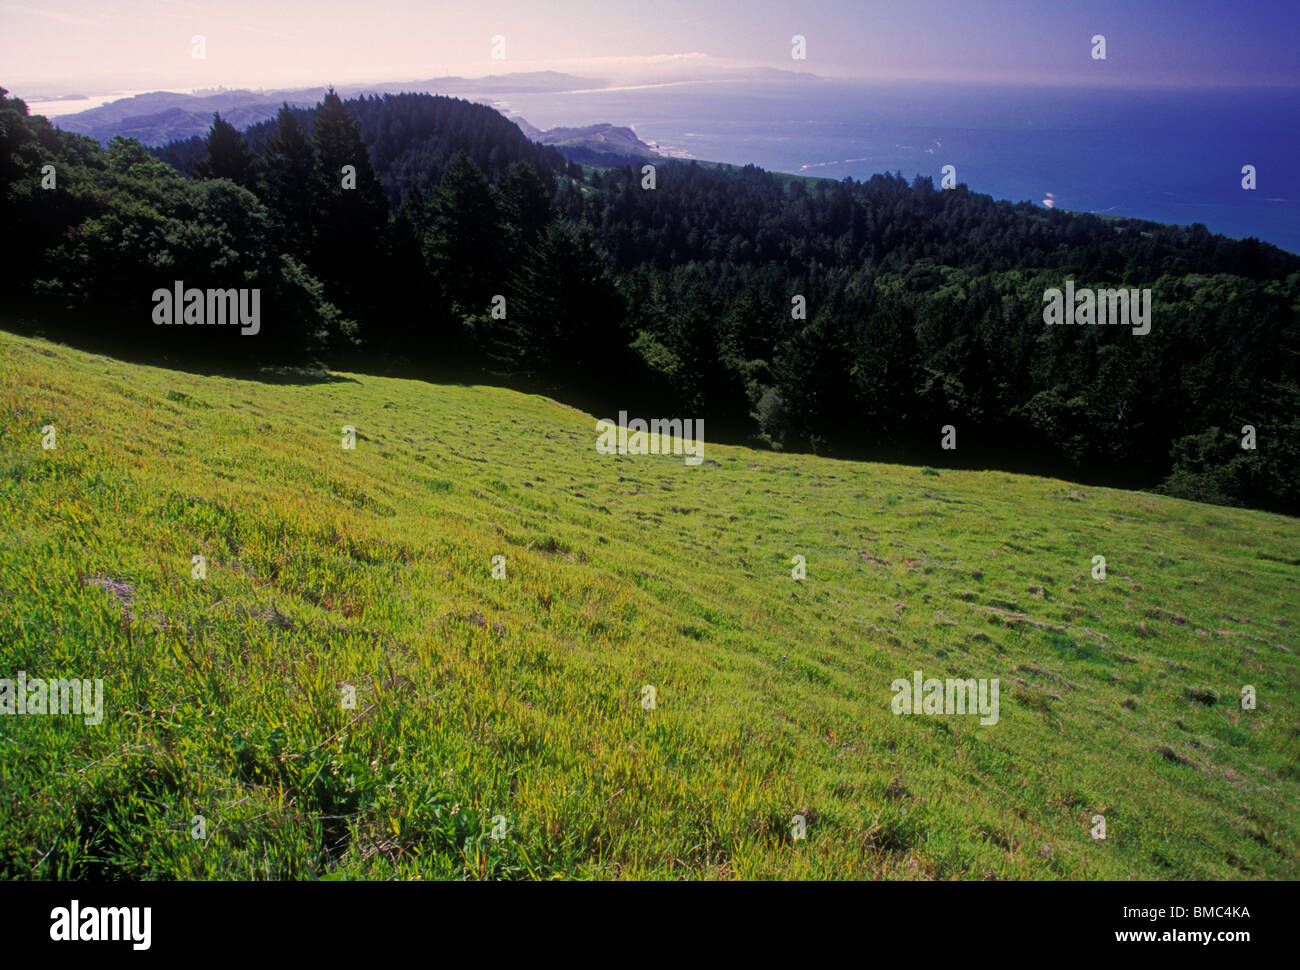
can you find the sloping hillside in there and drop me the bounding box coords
[1,329,1296,879]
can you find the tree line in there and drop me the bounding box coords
[2,86,1296,513]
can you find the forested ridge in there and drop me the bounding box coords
[3,87,1297,513]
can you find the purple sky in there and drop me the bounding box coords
[3,0,1297,94]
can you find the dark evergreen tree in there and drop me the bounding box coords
[193,112,257,187]
[773,301,863,455]
[497,160,553,256]
[258,104,318,258]
[493,221,626,390]
[309,89,388,344]
[424,151,503,319]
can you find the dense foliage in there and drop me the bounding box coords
[3,87,1297,512]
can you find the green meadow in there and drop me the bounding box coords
[1,328,1297,880]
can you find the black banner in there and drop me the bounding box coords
[0,879,1280,957]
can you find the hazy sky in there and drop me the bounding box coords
[3,0,1298,94]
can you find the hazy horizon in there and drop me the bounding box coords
[5,0,1298,97]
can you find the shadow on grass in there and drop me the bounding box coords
[4,317,360,386]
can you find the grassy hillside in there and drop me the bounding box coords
[1,328,1297,880]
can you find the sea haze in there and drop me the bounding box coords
[494,79,1300,254]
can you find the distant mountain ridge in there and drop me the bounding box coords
[52,73,600,147]
[55,90,307,147]
[47,68,815,150]
[148,91,570,208]
[140,97,660,189]
[51,79,663,171]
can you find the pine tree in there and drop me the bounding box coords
[374,184,443,358]
[497,160,553,256]
[774,301,862,454]
[424,151,503,318]
[309,89,388,335]
[193,112,256,187]
[494,221,625,386]
[258,104,319,257]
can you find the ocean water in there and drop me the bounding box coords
[24,90,156,118]
[491,79,1300,254]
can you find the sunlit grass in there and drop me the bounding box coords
[1,329,1297,879]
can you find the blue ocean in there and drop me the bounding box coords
[492,79,1300,254]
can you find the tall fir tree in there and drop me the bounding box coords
[193,112,257,187]
[258,104,319,258]
[497,160,553,257]
[424,151,504,319]
[310,89,388,340]
[495,221,626,389]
